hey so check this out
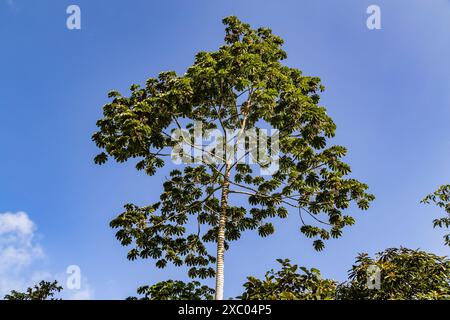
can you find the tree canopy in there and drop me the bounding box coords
[4,281,62,301]
[239,259,336,300]
[240,248,450,300]
[128,280,214,300]
[337,247,450,300]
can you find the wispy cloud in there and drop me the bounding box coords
[0,212,45,297]
[65,282,94,300]
[3,0,14,7]
[0,212,95,300]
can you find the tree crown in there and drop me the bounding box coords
[93,16,374,279]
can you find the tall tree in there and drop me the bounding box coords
[93,16,374,300]
[422,185,450,246]
[337,247,450,300]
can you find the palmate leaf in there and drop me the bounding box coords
[313,240,325,252]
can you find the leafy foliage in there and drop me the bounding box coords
[128,280,214,300]
[239,259,336,300]
[93,16,374,290]
[337,247,450,300]
[4,280,62,300]
[422,185,450,246]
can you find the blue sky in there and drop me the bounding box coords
[0,0,449,299]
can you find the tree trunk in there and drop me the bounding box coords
[215,163,231,300]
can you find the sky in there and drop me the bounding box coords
[0,0,450,299]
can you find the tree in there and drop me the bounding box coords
[337,247,450,300]
[93,16,374,300]
[4,280,62,300]
[422,185,450,246]
[128,280,214,300]
[239,259,336,300]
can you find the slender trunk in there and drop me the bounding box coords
[215,163,231,300]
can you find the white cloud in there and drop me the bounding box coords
[0,212,35,236]
[0,212,95,300]
[66,284,94,300]
[52,270,94,300]
[0,212,45,297]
